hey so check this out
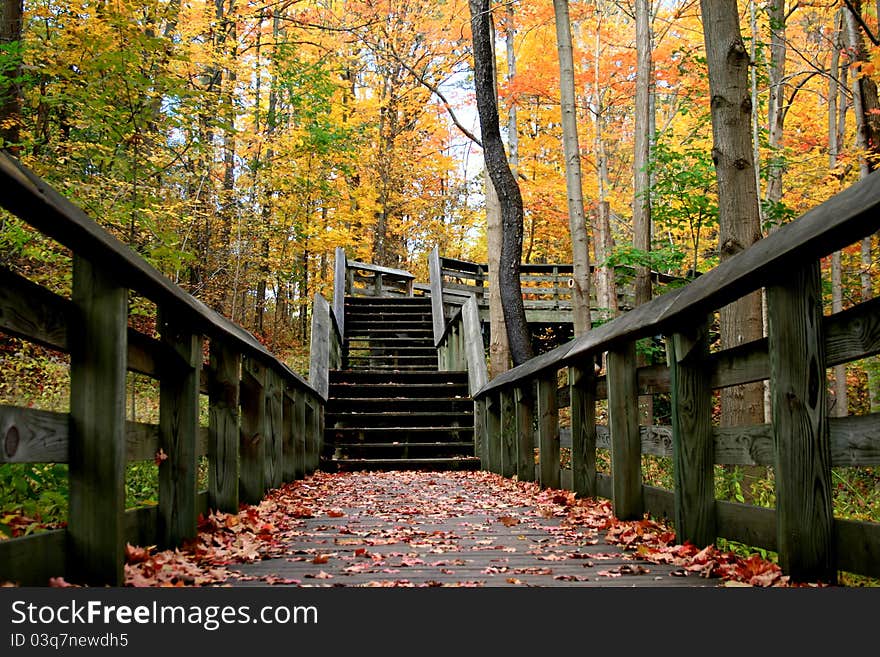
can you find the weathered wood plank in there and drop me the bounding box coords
[239,358,266,504]
[308,294,332,401]
[207,341,240,513]
[67,256,127,586]
[824,296,880,366]
[0,529,66,586]
[0,405,67,462]
[293,392,306,480]
[514,385,535,482]
[462,296,489,394]
[333,247,346,339]
[500,389,517,478]
[670,318,715,547]
[157,317,202,549]
[429,246,446,345]
[715,500,777,552]
[473,399,486,468]
[485,393,502,474]
[264,369,283,490]
[537,375,560,489]
[607,343,642,520]
[835,517,880,579]
[767,261,835,582]
[282,388,295,482]
[0,266,69,350]
[569,364,597,498]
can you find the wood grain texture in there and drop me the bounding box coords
[333,246,346,339]
[485,393,502,474]
[569,364,596,498]
[768,261,835,583]
[669,319,715,547]
[293,392,306,480]
[514,385,535,482]
[67,256,127,585]
[239,358,266,505]
[473,399,487,469]
[0,405,68,462]
[207,341,240,513]
[158,317,202,550]
[264,369,283,490]
[282,389,295,482]
[537,375,560,489]
[500,389,517,478]
[308,294,332,400]
[429,246,446,345]
[606,344,642,520]
[462,296,489,393]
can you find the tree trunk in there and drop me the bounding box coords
[764,0,786,222]
[829,13,847,418]
[0,0,22,154]
[700,1,765,436]
[846,4,880,412]
[632,0,652,308]
[553,0,591,337]
[469,0,532,365]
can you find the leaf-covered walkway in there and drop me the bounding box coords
[124,472,794,588]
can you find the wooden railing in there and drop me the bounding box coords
[430,250,681,324]
[333,247,416,305]
[473,172,880,583]
[0,152,326,586]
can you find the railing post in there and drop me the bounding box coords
[429,246,446,345]
[768,262,835,582]
[607,343,643,519]
[485,392,502,474]
[537,374,560,489]
[240,357,267,504]
[374,271,383,297]
[333,246,346,339]
[474,398,487,469]
[309,294,332,400]
[264,369,283,490]
[669,319,715,547]
[282,387,296,482]
[569,363,597,498]
[158,314,203,548]
[294,391,307,479]
[500,389,517,478]
[67,256,127,585]
[515,384,535,482]
[208,340,241,513]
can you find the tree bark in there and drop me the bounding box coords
[632,0,652,308]
[469,0,532,365]
[0,0,22,154]
[700,1,765,435]
[764,0,786,221]
[553,0,591,337]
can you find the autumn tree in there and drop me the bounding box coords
[700,1,765,435]
[468,0,532,365]
[552,0,591,336]
[0,0,22,153]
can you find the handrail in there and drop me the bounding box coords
[472,170,880,584]
[333,246,346,340]
[428,246,446,345]
[0,152,325,586]
[0,153,313,392]
[308,293,343,400]
[479,170,880,396]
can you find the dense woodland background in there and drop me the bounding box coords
[2,0,880,579]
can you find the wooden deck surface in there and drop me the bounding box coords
[227,472,717,587]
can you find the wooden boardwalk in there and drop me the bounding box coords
[227,472,717,587]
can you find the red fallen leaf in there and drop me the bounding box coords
[554,574,590,582]
[596,570,623,578]
[326,509,345,518]
[125,543,153,564]
[49,577,75,587]
[312,554,330,565]
[354,548,369,557]
[498,516,520,527]
[506,577,523,585]
[305,570,333,579]
[154,448,168,466]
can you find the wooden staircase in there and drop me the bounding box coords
[323,296,480,471]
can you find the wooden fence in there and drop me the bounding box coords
[0,153,326,586]
[468,172,880,583]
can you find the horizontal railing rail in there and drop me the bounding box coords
[473,171,880,583]
[0,152,325,586]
